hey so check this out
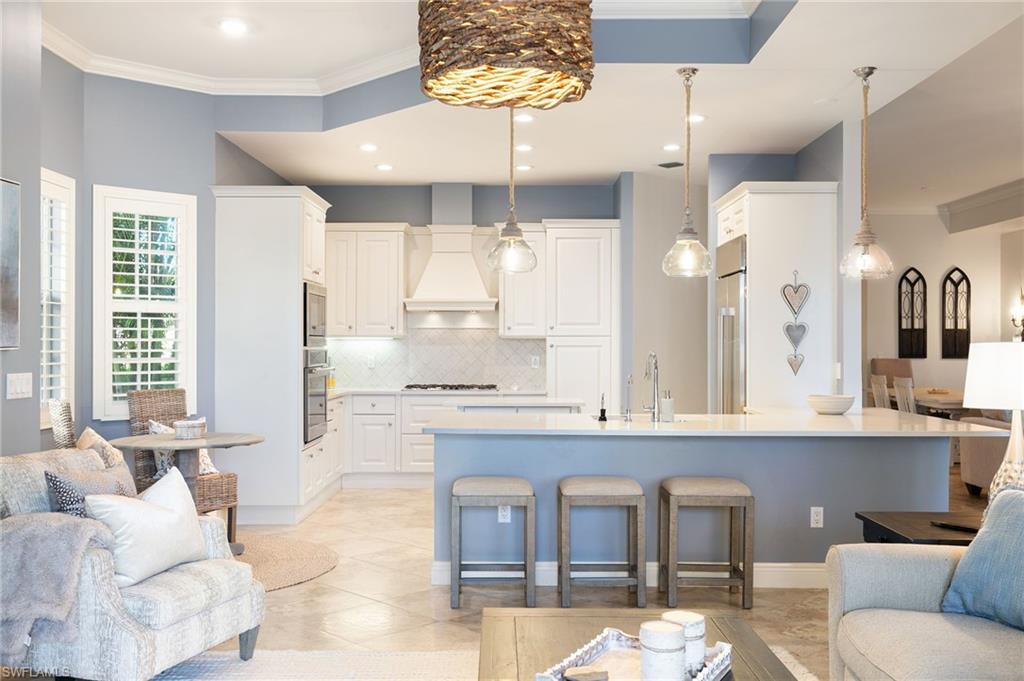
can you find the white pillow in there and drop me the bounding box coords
[148,420,218,476]
[76,426,126,468]
[85,467,207,587]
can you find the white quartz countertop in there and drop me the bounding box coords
[424,408,1008,438]
[443,397,585,408]
[328,388,546,400]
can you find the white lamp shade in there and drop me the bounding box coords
[963,342,1024,410]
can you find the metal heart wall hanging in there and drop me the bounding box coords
[783,322,809,351]
[787,354,805,375]
[781,281,810,317]
[781,271,810,375]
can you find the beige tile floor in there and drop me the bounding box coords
[218,487,833,679]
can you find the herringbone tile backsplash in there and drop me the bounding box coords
[328,329,546,390]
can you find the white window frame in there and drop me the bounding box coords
[39,168,76,429]
[92,184,197,420]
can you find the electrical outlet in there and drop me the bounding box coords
[530,355,540,369]
[497,505,511,523]
[366,354,376,369]
[810,506,824,528]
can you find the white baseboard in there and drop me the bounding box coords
[341,472,433,489]
[237,480,341,525]
[431,561,827,589]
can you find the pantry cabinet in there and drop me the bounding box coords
[545,227,613,336]
[499,226,547,338]
[326,224,406,338]
[302,202,326,285]
[546,336,611,415]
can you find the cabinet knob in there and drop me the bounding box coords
[549,325,554,330]
[507,326,511,330]
[549,343,554,348]
[387,422,393,427]
[348,325,353,330]
[390,325,395,330]
[370,402,376,407]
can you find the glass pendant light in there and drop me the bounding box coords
[841,66,894,280]
[663,67,712,278]
[487,107,538,273]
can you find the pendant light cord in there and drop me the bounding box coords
[860,75,869,224]
[508,106,516,219]
[683,72,692,215]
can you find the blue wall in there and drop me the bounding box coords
[1,2,43,455]
[312,186,433,224]
[796,123,844,183]
[707,153,797,204]
[215,134,287,185]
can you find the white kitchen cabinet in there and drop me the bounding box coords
[716,194,748,246]
[325,232,357,336]
[400,434,435,473]
[326,396,345,478]
[302,202,326,285]
[351,414,397,473]
[547,336,611,415]
[356,231,404,336]
[300,440,326,504]
[545,228,612,336]
[499,228,546,338]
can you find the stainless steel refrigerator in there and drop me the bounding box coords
[716,236,747,414]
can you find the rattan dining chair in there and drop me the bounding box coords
[127,388,239,542]
[869,374,891,409]
[48,399,77,449]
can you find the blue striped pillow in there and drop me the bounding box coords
[942,489,1024,630]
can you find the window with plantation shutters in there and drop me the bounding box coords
[93,185,197,420]
[39,169,76,427]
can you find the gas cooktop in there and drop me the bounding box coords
[403,383,499,391]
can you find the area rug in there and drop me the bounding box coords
[154,650,478,680]
[769,645,821,681]
[235,535,338,591]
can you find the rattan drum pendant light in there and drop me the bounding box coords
[418,0,594,110]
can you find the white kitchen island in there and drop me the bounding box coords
[425,409,1004,588]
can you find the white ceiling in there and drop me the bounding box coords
[869,18,1024,213]
[42,1,759,94]
[223,1,1023,186]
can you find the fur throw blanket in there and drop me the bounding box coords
[1,512,113,666]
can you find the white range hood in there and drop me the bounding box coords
[404,225,497,312]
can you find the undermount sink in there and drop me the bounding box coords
[589,414,713,423]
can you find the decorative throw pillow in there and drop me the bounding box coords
[45,468,136,518]
[84,467,207,587]
[148,420,219,476]
[75,427,126,468]
[942,489,1024,630]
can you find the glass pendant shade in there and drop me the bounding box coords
[662,222,712,277]
[840,240,894,280]
[487,221,537,273]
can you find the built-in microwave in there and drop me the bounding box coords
[304,282,327,348]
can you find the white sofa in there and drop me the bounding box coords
[959,414,1011,495]
[827,543,1023,680]
[1,448,265,681]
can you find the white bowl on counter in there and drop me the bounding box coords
[808,394,855,415]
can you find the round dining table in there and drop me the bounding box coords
[110,432,264,555]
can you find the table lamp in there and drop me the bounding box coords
[963,342,1024,509]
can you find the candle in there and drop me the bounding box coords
[639,620,685,680]
[661,611,706,676]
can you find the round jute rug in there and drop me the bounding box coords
[235,535,338,591]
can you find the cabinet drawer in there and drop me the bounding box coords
[400,434,434,473]
[352,394,396,414]
[717,198,747,245]
[328,397,344,421]
[400,395,491,433]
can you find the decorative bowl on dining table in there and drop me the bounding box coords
[807,394,855,415]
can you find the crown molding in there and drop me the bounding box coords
[937,178,1024,215]
[42,21,418,97]
[592,1,756,19]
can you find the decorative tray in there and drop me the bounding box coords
[535,628,732,681]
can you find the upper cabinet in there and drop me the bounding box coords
[325,224,407,338]
[325,232,357,336]
[545,227,613,336]
[498,226,546,338]
[302,202,326,285]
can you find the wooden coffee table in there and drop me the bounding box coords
[479,608,796,681]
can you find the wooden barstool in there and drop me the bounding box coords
[450,476,536,609]
[659,476,754,609]
[558,476,646,608]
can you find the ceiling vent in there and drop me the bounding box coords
[658,161,685,169]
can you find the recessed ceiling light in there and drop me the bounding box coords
[218,18,248,37]
[516,164,533,171]
[359,143,378,152]
[662,143,681,152]
[376,164,393,172]
[515,144,533,152]
[688,114,706,123]
[513,113,534,123]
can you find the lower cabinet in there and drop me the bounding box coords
[351,414,397,472]
[300,440,326,504]
[400,434,435,473]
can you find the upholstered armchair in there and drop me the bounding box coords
[1,449,264,681]
[960,414,1011,495]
